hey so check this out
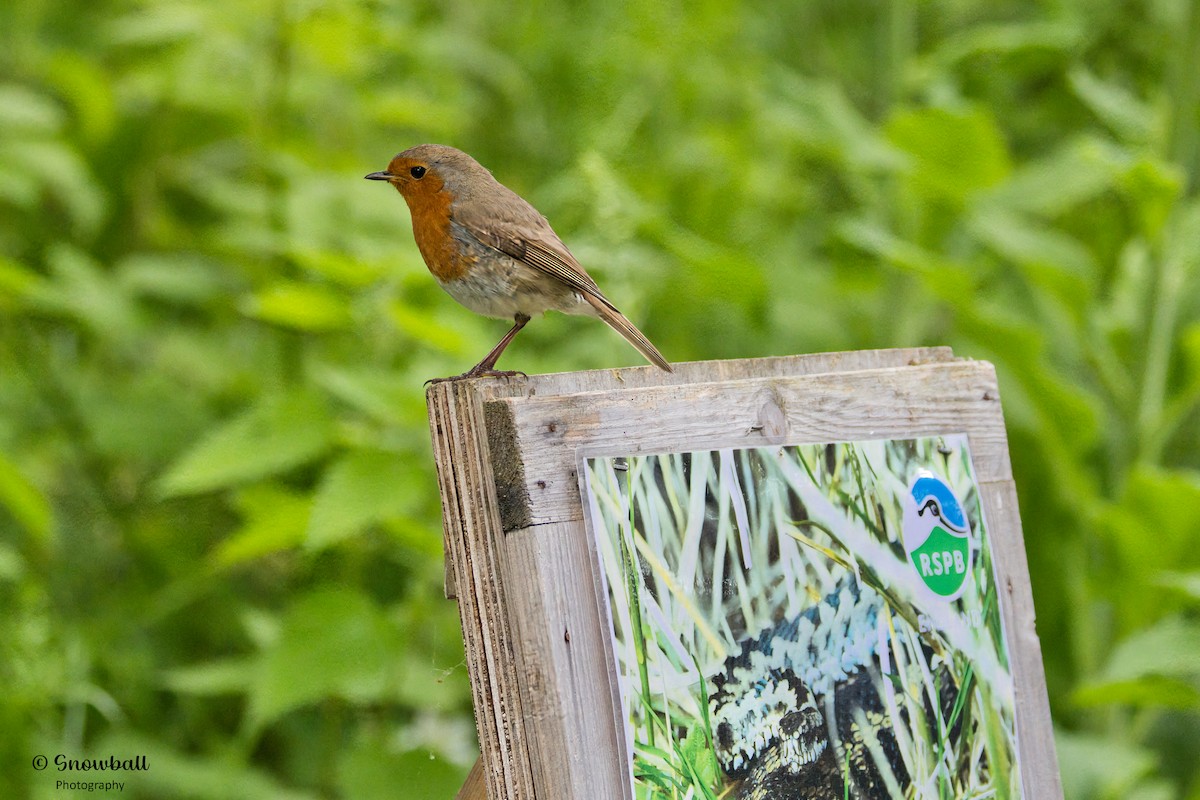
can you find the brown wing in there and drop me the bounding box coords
[456,192,603,296]
[456,196,672,372]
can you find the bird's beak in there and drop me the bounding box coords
[364,171,394,181]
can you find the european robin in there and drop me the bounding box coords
[366,144,672,379]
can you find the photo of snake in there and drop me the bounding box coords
[584,437,1023,799]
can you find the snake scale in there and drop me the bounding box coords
[708,579,939,799]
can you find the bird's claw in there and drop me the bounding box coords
[424,368,527,386]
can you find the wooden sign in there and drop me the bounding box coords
[426,349,1061,800]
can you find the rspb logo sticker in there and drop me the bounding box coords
[903,471,972,600]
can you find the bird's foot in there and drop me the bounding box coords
[425,367,527,386]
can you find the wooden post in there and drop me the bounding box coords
[426,349,1062,800]
[454,758,486,800]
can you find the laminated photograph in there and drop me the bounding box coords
[583,435,1023,800]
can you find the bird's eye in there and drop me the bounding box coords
[410,165,427,179]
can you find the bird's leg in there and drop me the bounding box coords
[427,314,531,384]
[473,313,530,373]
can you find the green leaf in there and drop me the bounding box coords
[157,391,335,498]
[1099,239,1154,337]
[1073,675,1200,710]
[1055,730,1156,800]
[886,106,1011,201]
[0,84,64,132]
[78,373,209,462]
[649,226,769,358]
[1101,467,1200,606]
[1120,156,1185,237]
[387,302,472,354]
[981,136,1123,217]
[0,141,106,232]
[291,248,384,288]
[94,731,319,800]
[1125,780,1180,800]
[1101,617,1200,682]
[312,365,421,425]
[921,21,1083,70]
[161,658,256,695]
[1123,466,1200,539]
[1163,198,1200,270]
[43,52,117,143]
[250,587,398,727]
[105,5,206,46]
[0,256,45,311]
[970,208,1095,276]
[32,244,136,338]
[634,758,681,793]
[241,281,352,332]
[967,208,1096,298]
[836,218,975,300]
[307,450,420,550]
[0,542,25,583]
[1157,570,1200,601]
[767,73,904,172]
[213,484,311,566]
[1068,67,1157,143]
[0,454,52,539]
[339,738,465,800]
[116,252,234,306]
[679,723,720,789]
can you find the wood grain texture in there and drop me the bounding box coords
[431,350,958,799]
[486,360,1010,530]
[474,346,956,400]
[456,757,488,800]
[980,479,1065,800]
[427,348,1061,800]
[442,348,952,588]
[498,518,628,798]
[427,381,537,800]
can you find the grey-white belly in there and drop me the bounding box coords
[437,251,594,320]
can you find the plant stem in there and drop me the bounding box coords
[623,463,655,748]
[1167,0,1200,190]
[1136,246,1187,464]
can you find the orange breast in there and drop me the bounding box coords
[406,187,470,282]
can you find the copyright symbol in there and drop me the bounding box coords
[32,755,48,770]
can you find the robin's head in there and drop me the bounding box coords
[365,144,494,204]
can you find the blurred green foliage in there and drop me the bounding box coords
[1,0,1199,798]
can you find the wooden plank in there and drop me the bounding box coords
[427,381,538,800]
[432,351,960,798]
[980,479,1064,800]
[475,346,956,401]
[430,394,458,601]
[486,360,1009,530]
[498,518,628,798]
[427,349,1060,799]
[456,757,487,800]
[447,349,950,586]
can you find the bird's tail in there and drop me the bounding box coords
[584,294,673,372]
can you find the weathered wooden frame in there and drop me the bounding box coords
[426,349,1062,800]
